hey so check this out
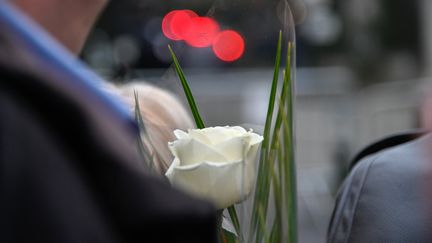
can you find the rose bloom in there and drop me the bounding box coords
[165,126,263,209]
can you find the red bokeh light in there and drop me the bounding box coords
[184,17,220,48]
[162,10,245,62]
[162,10,181,40]
[162,10,198,40]
[170,10,198,40]
[212,30,245,62]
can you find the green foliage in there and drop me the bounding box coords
[168,45,205,129]
[250,32,296,243]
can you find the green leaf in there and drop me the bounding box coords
[168,45,205,129]
[228,206,243,242]
[276,42,297,243]
[251,36,296,243]
[250,31,283,242]
[221,229,239,243]
[263,30,283,153]
[282,42,297,243]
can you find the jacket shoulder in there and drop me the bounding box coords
[328,134,432,243]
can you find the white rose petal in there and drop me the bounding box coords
[165,126,263,209]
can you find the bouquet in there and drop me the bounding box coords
[135,3,296,243]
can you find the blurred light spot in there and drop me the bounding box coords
[184,17,220,48]
[162,10,197,40]
[300,5,342,45]
[113,35,140,65]
[84,29,114,70]
[162,10,182,40]
[212,30,245,62]
[170,10,198,40]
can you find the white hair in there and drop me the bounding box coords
[117,82,195,174]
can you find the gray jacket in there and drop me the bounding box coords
[328,131,432,243]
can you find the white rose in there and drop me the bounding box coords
[165,126,263,209]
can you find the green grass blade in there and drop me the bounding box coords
[277,87,295,243]
[221,228,239,243]
[168,45,205,129]
[269,218,281,243]
[257,204,271,243]
[250,31,283,241]
[274,135,284,239]
[269,137,283,243]
[263,30,283,153]
[254,35,289,242]
[282,113,296,243]
[261,41,293,243]
[278,42,296,243]
[283,42,297,243]
[228,206,243,241]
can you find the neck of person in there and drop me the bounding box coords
[12,0,108,55]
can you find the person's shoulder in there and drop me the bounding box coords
[350,130,426,169]
[348,131,431,185]
[0,70,219,243]
[328,132,432,243]
[344,131,430,197]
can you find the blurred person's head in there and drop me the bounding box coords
[12,0,108,54]
[118,82,195,174]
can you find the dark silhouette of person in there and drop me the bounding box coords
[0,1,217,242]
